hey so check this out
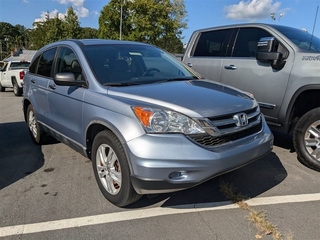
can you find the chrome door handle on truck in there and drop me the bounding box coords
[224,65,237,70]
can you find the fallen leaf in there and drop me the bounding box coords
[255,234,263,239]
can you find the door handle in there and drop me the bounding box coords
[49,83,56,90]
[224,65,237,70]
[31,79,35,83]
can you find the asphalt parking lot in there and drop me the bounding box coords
[1,90,320,240]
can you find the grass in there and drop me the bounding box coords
[219,182,293,240]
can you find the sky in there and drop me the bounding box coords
[0,0,320,44]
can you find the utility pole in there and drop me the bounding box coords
[120,0,123,40]
[0,40,2,60]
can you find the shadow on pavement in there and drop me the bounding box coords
[0,122,45,190]
[271,129,295,152]
[0,121,289,209]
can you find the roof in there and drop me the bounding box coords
[3,49,37,62]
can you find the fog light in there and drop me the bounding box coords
[169,171,187,180]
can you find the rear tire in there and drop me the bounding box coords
[26,104,46,144]
[293,108,320,171]
[92,130,141,207]
[13,79,23,96]
[0,82,5,92]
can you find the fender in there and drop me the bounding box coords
[283,84,320,133]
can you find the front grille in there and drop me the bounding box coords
[189,106,263,147]
[189,121,262,147]
[206,107,260,135]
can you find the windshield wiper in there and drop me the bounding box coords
[103,82,142,86]
[157,76,198,83]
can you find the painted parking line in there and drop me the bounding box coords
[1,193,320,237]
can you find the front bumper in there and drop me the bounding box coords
[126,118,273,195]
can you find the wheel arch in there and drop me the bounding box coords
[23,99,32,122]
[284,85,320,133]
[85,121,134,172]
[11,76,17,85]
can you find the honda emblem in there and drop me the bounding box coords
[233,113,248,127]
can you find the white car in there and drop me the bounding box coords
[0,60,30,96]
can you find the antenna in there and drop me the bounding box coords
[309,5,319,51]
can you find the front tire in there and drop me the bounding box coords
[293,108,320,171]
[92,130,140,207]
[27,104,46,144]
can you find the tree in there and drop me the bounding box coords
[159,0,187,53]
[0,22,21,57]
[29,18,47,50]
[98,0,187,53]
[13,24,30,49]
[98,0,127,40]
[80,27,98,39]
[64,7,81,39]
[46,14,65,43]
[29,7,82,49]
[29,12,65,49]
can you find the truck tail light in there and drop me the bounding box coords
[19,71,25,80]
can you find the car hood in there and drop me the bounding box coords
[107,80,256,118]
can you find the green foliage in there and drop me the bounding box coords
[27,7,83,49]
[0,7,95,54]
[1,1,187,55]
[80,27,99,39]
[64,7,81,39]
[13,24,30,49]
[98,0,187,53]
[0,22,22,57]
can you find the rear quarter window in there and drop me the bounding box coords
[37,48,57,77]
[29,55,40,74]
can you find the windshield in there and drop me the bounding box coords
[83,44,197,86]
[273,25,320,52]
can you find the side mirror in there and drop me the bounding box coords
[54,72,86,87]
[256,37,285,70]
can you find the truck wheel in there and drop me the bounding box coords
[27,104,46,144]
[293,108,320,171]
[13,79,23,96]
[92,130,140,207]
[0,82,5,92]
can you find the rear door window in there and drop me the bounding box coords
[193,29,234,57]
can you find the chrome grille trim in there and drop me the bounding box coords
[190,106,262,147]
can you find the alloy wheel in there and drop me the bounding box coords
[304,120,320,161]
[96,143,122,195]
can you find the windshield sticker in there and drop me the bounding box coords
[302,55,320,61]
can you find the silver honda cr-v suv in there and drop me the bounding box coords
[23,39,273,207]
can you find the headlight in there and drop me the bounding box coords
[132,106,205,134]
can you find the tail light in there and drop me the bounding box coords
[19,71,25,80]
